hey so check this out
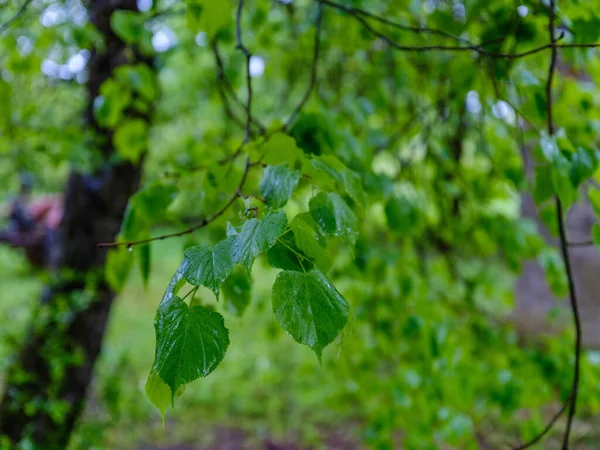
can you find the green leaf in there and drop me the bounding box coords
[592,224,600,255]
[110,11,143,43]
[139,243,151,288]
[110,10,152,52]
[538,248,568,297]
[222,268,252,316]
[259,164,300,208]
[133,183,176,222]
[114,119,148,163]
[267,232,313,272]
[94,79,131,128]
[183,240,234,298]
[115,63,156,103]
[550,155,576,207]
[385,196,421,235]
[122,182,175,241]
[569,147,598,188]
[311,156,367,207]
[290,214,332,272]
[272,269,349,360]
[105,247,134,292]
[589,187,600,218]
[230,210,288,272]
[153,296,230,396]
[533,165,554,205]
[309,192,358,246]
[161,258,191,306]
[573,17,600,44]
[249,133,303,166]
[185,0,231,37]
[145,368,171,422]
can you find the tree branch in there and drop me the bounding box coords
[319,0,474,45]
[515,2,582,448]
[100,0,260,249]
[212,41,265,134]
[284,2,323,129]
[320,0,599,59]
[546,1,582,446]
[0,0,33,35]
[97,159,251,248]
[512,397,571,449]
[568,240,593,247]
[236,0,253,144]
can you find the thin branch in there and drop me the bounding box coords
[544,1,583,446]
[516,2,582,448]
[284,2,323,129]
[212,49,248,130]
[319,0,474,45]
[212,41,266,134]
[98,159,251,248]
[375,109,424,154]
[568,240,593,247]
[512,397,571,449]
[557,196,582,449]
[320,0,600,59]
[236,0,253,143]
[0,0,33,35]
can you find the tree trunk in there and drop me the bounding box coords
[0,1,151,447]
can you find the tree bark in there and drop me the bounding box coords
[0,1,151,447]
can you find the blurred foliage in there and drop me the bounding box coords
[2,0,600,448]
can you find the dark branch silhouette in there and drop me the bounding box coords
[212,41,266,134]
[319,0,474,45]
[568,240,594,247]
[284,2,323,129]
[319,0,600,59]
[514,1,583,448]
[236,0,253,144]
[0,0,33,34]
[512,396,571,449]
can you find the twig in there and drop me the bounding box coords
[374,108,426,154]
[320,0,600,59]
[557,197,582,449]
[0,0,33,34]
[98,159,251,248]
[213,70,247,130]
[516,2,582,448]
[544,1,582,445]
[568,240,593,247]
[284,2,323,129]
[319,0,474,45]
[236,0,253,144]
[512,397,571,449]
[212,41,266,134]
